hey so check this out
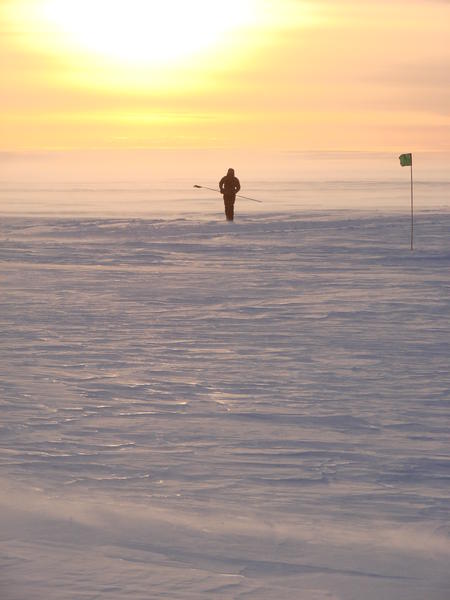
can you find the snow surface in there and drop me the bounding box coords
[1,207,449,599]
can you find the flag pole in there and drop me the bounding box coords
[410,158,414,251]
[399,153,414,250]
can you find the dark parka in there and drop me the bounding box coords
[219,168,241,221]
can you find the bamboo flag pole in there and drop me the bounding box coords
[399,153,414,251]
[193,185,263,203]
[410,157,414,251]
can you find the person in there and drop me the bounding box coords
[219,168,240,221]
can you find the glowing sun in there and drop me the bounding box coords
[31,0,259,66]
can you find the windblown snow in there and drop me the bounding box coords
[1,207,449,599]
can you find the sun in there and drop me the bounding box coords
[24,0,260,67]
[4,0,313,91]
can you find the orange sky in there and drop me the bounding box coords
[1,0,450,153]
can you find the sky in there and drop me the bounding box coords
[1,0,450,180]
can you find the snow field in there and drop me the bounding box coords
[1,210,449,599]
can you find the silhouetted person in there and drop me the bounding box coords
[219,168,240,221]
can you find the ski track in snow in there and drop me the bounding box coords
[0,210,449,599]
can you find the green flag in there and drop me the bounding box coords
[399,153,412,167]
